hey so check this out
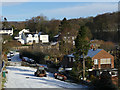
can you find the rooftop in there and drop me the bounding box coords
[24,32,38,37]
[67,49,103,58]
[0,28,13,30]
[86,49,102,58]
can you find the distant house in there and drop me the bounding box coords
[40,35,49,43]
[61,49,114,70]
[14,29,30,44]
[0,28,13,35]
[54,32,77,46]
[15,29,49,45]
[23,32,39,45]
[61,54,75,68]
[14,29,30,40]
[62,35,76,45]
[53,34,59,42]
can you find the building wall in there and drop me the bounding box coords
[19,29,29,39]
[0,28,13,35]
[63,36,76,45]
[25,34,39,44]
[15,29,29,40]
[26,34,34,44]
[33,34,39,43]
[60,56,75,68]
[92,49,114,69]
[40,35,49,43]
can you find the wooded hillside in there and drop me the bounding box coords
[5,11,120,43]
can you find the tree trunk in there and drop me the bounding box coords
[83,53,86,80]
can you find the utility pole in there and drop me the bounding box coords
[83,53,86,80]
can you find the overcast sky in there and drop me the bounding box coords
[1,1,119,21]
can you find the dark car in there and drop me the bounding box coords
[22,57,29,62]
[34,66,47,77]
[54,72,67,81]
[28,59,36,64]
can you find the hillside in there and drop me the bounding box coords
[5,11,120,43]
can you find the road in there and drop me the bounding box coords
[4,53,88,89]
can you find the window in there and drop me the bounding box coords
[73,41,75,45]
[28,40,32,43]
[68,41,71,43]
[72,37,74,40]
[73,58,75,62]
[69,58,71,62]
[100,58,111,64]
[94,59,98,65]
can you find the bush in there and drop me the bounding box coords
[20,49,46,64]
[89,75,97,82]
[91,71,118,90]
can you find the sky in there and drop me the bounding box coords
[1,1,119,21]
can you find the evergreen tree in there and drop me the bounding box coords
[74,26,90,80]
[3,17,8,29]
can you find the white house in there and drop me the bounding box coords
[15,29,49,45]
[14,29,30,44]
[14,29,29,40]
[40,35,49,43]
[24,33,39,45]
[0,28,13,35]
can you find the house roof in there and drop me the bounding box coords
[67,53,74,57]
[38,32,42,36]
[67,49,103,58]
[86,49,102,58]
[0,28,13,30]
[54,34,59,38]
[24,32,37,37]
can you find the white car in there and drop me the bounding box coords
[7,53,11,58]
[10,52,14,56]
[8,57,11,61]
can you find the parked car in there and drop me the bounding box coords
[7,52,14,58]
[22,57,29,62]
[10,52,14,57]
[34,66,47,77]
[54,72,67,81]
[7,53,11,58]
[8,57,11,61]
[9,51,14,57]
[28,59,36,64]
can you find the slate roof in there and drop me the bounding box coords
[67,49,103,58]
[38,32,42,36]
[86,49,102,58]
[67,53,74,57]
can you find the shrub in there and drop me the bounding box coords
[91,71,118,90]
[20,49,46,64]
